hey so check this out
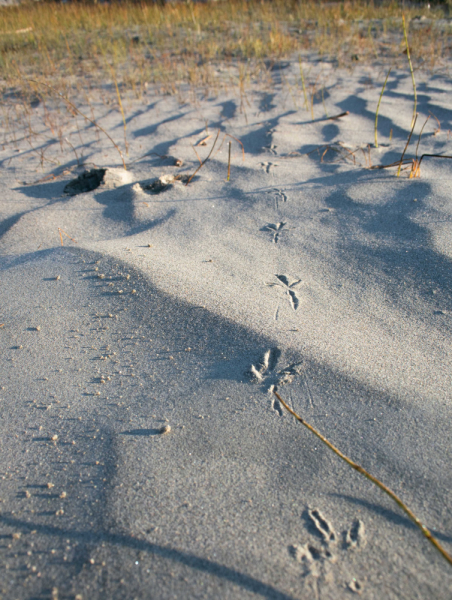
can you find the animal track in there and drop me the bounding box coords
[289,509,366,593]
[264,143,278,155]
[260,161,278,174]
[289,542,335,578]
[345,519,366,550]
[308,509,337,544]
[273,188,287,203]
[266,274,302,311]
[266,188,287,210]
[263,222,287,244]
[248,348,303,415]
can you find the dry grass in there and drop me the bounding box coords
[0,0,449,101]
[1,0,451,173]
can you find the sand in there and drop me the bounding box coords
[1,61,452,599]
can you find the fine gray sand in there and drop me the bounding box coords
[1,62,452,599]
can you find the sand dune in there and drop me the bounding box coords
[1,62,452,599]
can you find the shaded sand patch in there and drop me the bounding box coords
[0,248,451,599]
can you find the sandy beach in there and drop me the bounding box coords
[1,47,452,599]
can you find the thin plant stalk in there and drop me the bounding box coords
[415,153,452,177]
[186,129,220,185]
[298,56,310,115]
[110,65,129,156]
[227,140,231,181]
[403,15,417,130]
[24,78,127,169]
[397,112,418,177]
[327,111,349,121]
[64,137,81,166]
[375,67,392,148]
[415,115,430,161]
[58,228,77,247]
[214,133,245,162]
[273,391,452,569]
[191,145,203,165]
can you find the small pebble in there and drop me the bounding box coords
[159,424,171,435]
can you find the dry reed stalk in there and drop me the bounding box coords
[186,129,220,185]
[227,140,232,181]
[196,134,212,147]
[370,158,413,171]
[374,67,392,148]
[191,144,203,165]
[429,111,441,136]
[58,228,77,247]
[397,112,418,177]
[413,153,452,178]
[273,390,452,569]
[328,111,349,121]
[110,65,129,155]
[415,116,430,162]
[23,79,127,169]
[217,133,245,162]
[64,137,81,166]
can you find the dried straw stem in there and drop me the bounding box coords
[58,228,77,247]
[23,78,127,169]
[186,129,220,185]
[110,66,129,156]
[397,112,418,177]
[273,390,452,568]
[375,67,392,148]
